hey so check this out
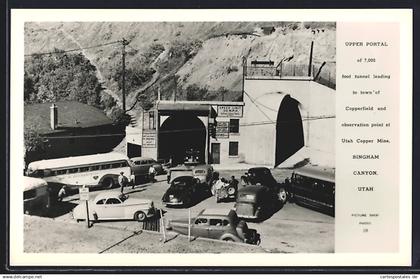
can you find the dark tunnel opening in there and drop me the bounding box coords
[158,113,206,165]
[275,95,305,167]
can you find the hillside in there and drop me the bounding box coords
[24,22,336,115]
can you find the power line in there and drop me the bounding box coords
[243,90,273,122]
[24,40,121,57]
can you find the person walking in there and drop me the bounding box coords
[148,165,156,183]
[57,186,67,202]
[118,172,128,194]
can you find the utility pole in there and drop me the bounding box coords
[121,38,129,111]
[308,41,314,77]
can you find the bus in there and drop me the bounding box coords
[26,153,134,190]
[24,176,50,216]
[286,165,335,216]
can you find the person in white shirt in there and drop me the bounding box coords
[148,165,157,182]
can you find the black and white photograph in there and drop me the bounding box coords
[21,20,337,255]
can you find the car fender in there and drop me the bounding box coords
[220,233,242,242]
[98,174,117,186]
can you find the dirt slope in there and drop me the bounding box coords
[25,22,335,107]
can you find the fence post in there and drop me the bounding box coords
[160,209,167,242]
[188,208,191,242]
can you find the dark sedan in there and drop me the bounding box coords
[241,167,287,205]
[162,176,211,207]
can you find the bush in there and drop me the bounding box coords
[185,84,208,101]
[109,107,131,127]
[24,51,102,107]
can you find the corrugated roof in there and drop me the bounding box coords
[24,101,112,134]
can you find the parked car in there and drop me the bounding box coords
[234,185,279,220]
[192,165,214,186]
[162,176,211,207]
[167,164,214,185]
[214,179,238,203]
[72,192,155,222]
[285,165,335,215]
[23,176,50,216]
[241,167,287,204]
[166,208,261,245]
[130,157,165,182]
[167,165,194,184]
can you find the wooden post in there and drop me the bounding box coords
[85,200,90,228]
[121,38,129,111]
[188,208,191,242]
[308,41,314,77]
[160,209,166,242]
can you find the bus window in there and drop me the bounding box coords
[90,165,99,171]
[101,164,110,170]
[80,167,89,172]
[68,168,78,174]
[111,163,121,168]
[120,161,128,167]
[56,169,67,175]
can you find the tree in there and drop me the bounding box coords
[109,107,131,127]
[185,84,208,101]
[24,125,47,165]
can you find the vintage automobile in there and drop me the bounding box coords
[72,192,155,222]
[162,176,211,207]
[241,167,287,204]
[167,165,194,184]
[192,165,214,185]
[234,185,279,220]
[129,157,165,182]
[167,164,214,186]
[285,165,335,215]
[166,208,261,245]
[213,179,238,203]
[24,176,51,216]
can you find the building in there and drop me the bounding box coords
[126,60,335,168]
[24,101,125,164]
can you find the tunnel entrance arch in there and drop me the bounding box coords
[275,95,304,167]
[158,112,206,165]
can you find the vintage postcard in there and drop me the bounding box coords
[9,9,412,267]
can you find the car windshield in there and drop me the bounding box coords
[171,178,192,189]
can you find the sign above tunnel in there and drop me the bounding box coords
[217,105,243,118]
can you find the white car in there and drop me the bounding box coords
[72,192,155,222]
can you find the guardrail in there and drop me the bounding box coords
[244,63,336,90]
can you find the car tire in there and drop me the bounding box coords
[102,178,114,189]
[278,187,287,204]
[134,211,147,222]
[227,186,236,195]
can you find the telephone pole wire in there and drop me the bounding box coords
[121,38,129,111]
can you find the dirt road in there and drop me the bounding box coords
[50,169,334,253]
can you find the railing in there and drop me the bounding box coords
[244,62,336,90]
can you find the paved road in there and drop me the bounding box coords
[56,170,334,253]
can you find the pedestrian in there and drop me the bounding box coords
[57,186,67,202]
[118,172,128,194]
[148,165,156,183]
[241,172,250,187]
